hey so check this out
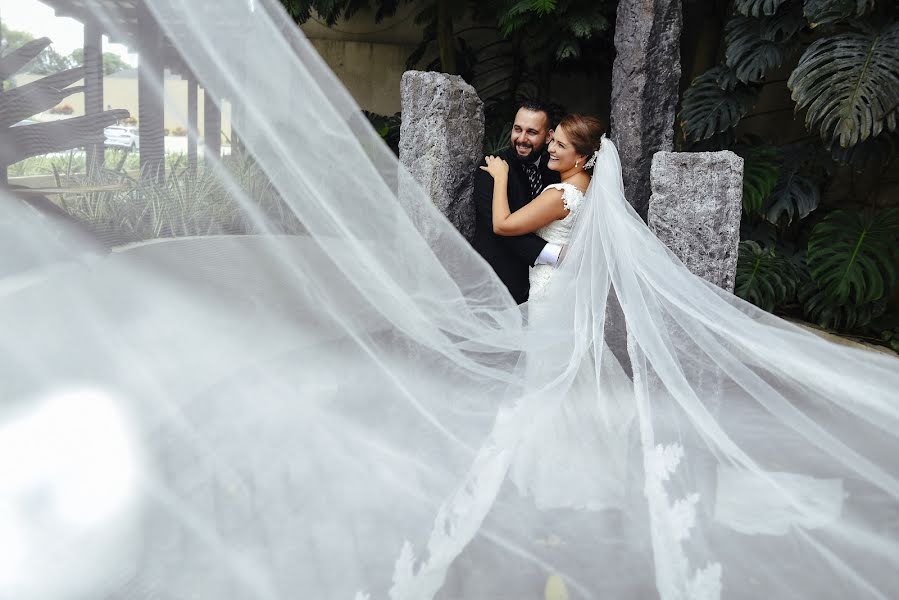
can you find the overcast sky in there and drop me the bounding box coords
[1,0,138,65]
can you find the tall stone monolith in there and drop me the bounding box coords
[610,0,683,219]
[398,71,484,242]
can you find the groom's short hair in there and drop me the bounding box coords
[517,100,552,128]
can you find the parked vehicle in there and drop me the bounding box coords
[104,125,140,151]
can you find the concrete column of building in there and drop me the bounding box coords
[204,90,221,162]
[187,71,198,176]
[84,19,104,176]
[1,13,7,185]
[610,0,683,220]
[137,0,166,183]
[648,150,744,292]
[231,116,244,163]
[398,71,484,242]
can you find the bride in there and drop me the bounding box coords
[2,0,899,599]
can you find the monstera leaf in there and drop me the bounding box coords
[804,0,875,27]
[734,0,791,17]
[736,240,801,311]
[807,209,899,305]
[800,284,887,329]
[788,24,899,148]
[726,11,805,83]
[764,168,821,224]
[739,145,782,214]
[680,66,760,141]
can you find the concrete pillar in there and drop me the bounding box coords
[648,151,744,292]
[84,20,104,176]
[187,71,198,176]
[398,70,483,241]
[137,0,165,183]
[204,90,221,161]
[610,0,683,220]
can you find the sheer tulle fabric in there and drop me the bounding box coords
[2,1,898,598]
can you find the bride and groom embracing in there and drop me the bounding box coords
[471,101,604,305]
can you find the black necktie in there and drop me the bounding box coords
[523,162,542,199]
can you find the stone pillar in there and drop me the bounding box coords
[398,71,484,241]
[610,0,683,220]
[648,151,744,292]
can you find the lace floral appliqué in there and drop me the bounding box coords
[645,443,722,600]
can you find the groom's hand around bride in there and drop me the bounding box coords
[480,155,509,179]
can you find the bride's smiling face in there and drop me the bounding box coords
[547,126,586,172]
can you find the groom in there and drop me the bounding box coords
[472,101,562,304]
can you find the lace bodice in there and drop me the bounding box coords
[530,183,586,299]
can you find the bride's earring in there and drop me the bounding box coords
[575,160,580,169]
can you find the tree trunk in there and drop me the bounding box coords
[436,0,457,75]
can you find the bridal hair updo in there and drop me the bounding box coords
[555,114,606,165]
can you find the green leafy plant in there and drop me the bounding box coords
[804,0,876,27]
[736,240,803,311]
[733,0,791,17]
[738,145,782,213]
[363,110,401,155]
[869,312,899,352]
[680,66,759,141]
[764,167,821,224]
[788,23,899,147]
[725,9,804,83]
[483,120,513,155]
[799,285,886,329]
[806,208,899,305]
[682,0,899,352]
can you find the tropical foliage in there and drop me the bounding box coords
[682,0,899,349]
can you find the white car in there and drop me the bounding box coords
[104,125,140,151]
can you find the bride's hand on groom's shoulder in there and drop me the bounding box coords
[480,155,509,179]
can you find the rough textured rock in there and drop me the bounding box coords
[648,151,744,292]
[398,71,484,241]
[610,0,683,220]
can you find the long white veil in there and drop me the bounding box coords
[2,1,898,598]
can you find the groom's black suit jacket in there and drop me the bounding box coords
[472,148,561,304]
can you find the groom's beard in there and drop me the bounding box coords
[513,143,545,162]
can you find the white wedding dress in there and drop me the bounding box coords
[529,182,586,301]
[510,180,633,515]
[3,1,899,599]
